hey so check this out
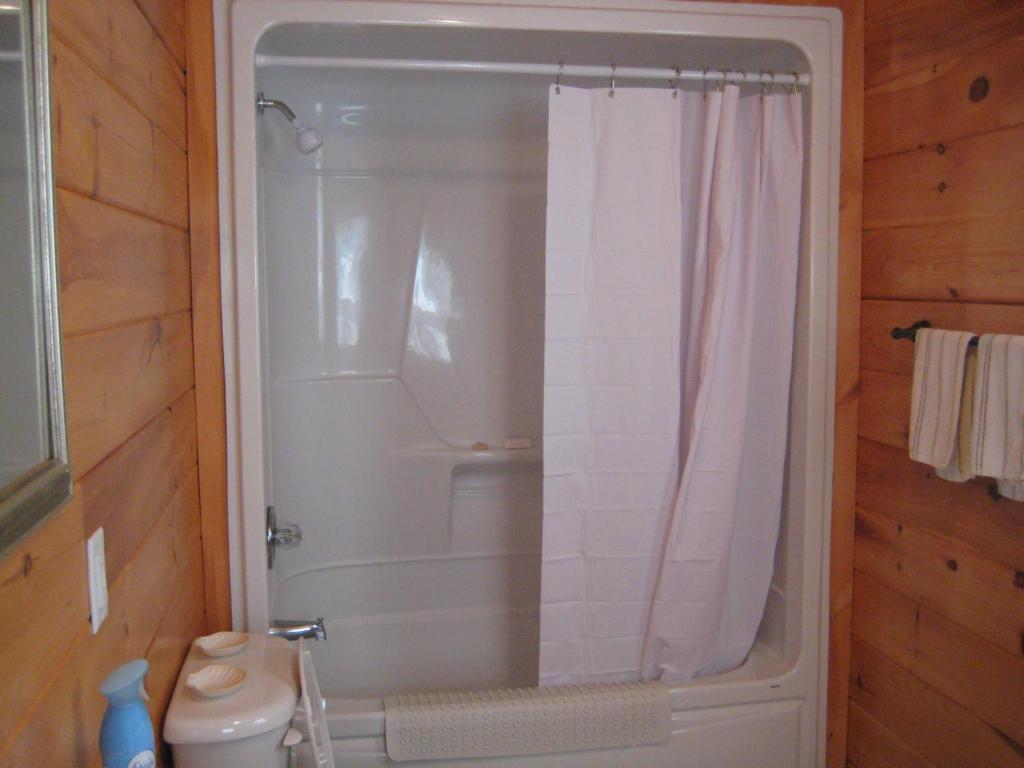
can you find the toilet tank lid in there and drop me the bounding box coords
[163,634,300,745]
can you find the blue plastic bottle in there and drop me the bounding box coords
[99,660,156,768]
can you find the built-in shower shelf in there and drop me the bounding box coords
[400,445,541,466]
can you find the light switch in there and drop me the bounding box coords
[87,527,108,634]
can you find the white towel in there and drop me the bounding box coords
[972,335,1024,499]
[997,480,1024,501]
[909,329,977,479]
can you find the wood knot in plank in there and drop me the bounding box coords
[969,76,989,103]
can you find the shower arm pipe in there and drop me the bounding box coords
[254,55,811,88]
[256,94,298,122]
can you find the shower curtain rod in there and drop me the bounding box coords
[255,55,811,88]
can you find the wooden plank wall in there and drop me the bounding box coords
[185,0,231,634]
[850,1,1024,765]
[0,0,865,763]
[0,0,213,764]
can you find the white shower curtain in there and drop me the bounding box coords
[540,84,803,685]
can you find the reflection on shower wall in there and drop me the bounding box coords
[257,67,547,697]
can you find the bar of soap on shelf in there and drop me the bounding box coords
[503,437,533,450]
[472,442,489,451]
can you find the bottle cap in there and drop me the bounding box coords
[100,660,150,707]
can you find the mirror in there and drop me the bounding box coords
[0,0,70,557]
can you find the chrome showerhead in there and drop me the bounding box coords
[257,92,323,155]
[293,122,323,154]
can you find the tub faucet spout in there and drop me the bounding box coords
[268,617,326,641]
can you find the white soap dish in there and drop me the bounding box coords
[187,664,246,698]
[194,631,249,658]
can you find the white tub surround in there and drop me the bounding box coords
[215,2,842,766]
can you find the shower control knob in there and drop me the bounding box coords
[272,522,303,548]
[266,506,303,569]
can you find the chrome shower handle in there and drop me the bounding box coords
[266,506,302,568]
[271,522,302,548]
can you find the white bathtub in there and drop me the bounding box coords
[290,645,811,767]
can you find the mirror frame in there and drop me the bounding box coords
[0,0,71,559]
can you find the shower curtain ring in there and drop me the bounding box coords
[671,66,681,98]
[555,61,563,94]
[717,69,728,92]
[608,63,616,97]
[702,67,710,100]
[788,71,799,94]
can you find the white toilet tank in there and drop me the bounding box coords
[164,634,299,768]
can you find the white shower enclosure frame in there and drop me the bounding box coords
[215,0,841,764]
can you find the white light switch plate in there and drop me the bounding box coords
[86,527,108,634]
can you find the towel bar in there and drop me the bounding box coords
[891,320,979,347]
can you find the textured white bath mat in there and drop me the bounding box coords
[384,682,671,761]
